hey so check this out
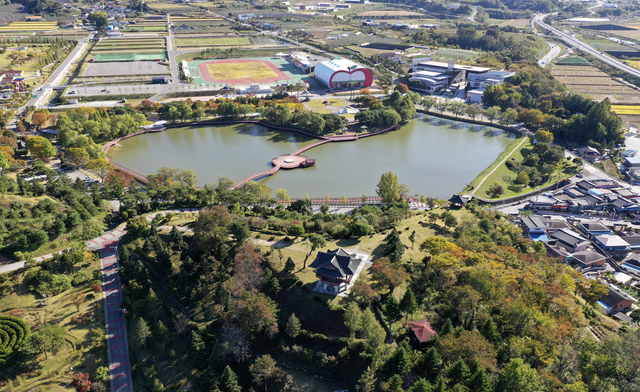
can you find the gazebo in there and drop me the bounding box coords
[407,319,437,345]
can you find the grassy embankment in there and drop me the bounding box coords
[466,137,579,199]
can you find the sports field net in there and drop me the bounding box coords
[93,52,167,62]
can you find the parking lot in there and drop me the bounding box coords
[83,61,170,77]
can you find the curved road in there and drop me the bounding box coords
[534,14,640,79]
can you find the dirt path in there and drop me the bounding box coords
[471,137,528,195]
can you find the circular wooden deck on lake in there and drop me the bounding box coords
[271,154,316,169]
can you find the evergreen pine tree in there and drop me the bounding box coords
[285,313,301,344]
[432,377,447,392]
[440,318,454,336]
[387,374,404,392]
[156,320,171,350]
[189,330,206,360]
[480,317,499,343]
[446,360,471,386]
[384,228,405,262]
[409,378,433,392]
[133,318,151,348]
[384,295,402,322]
[400,288,418,317]
[143,237,154,254]
[417,347,443,382]
[468,368,492,392]
[220,366,241,392]
[450,384,465,392]
[284,256,296,274]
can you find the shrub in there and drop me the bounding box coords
[72,373,91,392]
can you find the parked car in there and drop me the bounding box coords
[576,172,584,178]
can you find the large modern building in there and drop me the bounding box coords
[409,57,515,93]
[314,58,373,90]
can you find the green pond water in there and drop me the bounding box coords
[107,114,516,198]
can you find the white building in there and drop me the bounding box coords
[466,90,483,104]
[314,58,373,89]
[467,70,516,89]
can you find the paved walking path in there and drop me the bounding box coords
[471,137,528,195]
[86,229,133,392]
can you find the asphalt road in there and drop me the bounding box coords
[538,42,561,68]
[87,231,133,392]
[534,14,640,79]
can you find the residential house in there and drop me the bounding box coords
[597,285,636,314]
[575,146,600,160]
[590,179,619,189]
[565,187,586,198]
[527,195,561,210]
[593,234,630,252]
[613,188,639,200]
[548,229,590,252]
[577,221,613,237]
[567,250,607,267]
[611,198,640,214]
[520,216,548,241]
[407,319,437,345]
[547,219,572,233]
[619,232,640,250]
[623,156,640,169]
[576,180,597,191]
[621,253,640,275]
[545,241,570,261]
[309,248,368,294]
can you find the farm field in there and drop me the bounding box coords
[0,21,58,31]
[147,2,195,11]
[551,65,640,102]
[359,10,425,16]
[627,60,640,70]
[174,37,249,47]
[611,105,640,115]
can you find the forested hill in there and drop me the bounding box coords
[12,0,70,15]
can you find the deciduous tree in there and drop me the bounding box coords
[26,136,56,160]
[376,171,401,204]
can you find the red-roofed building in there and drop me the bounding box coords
[407,319,437,344]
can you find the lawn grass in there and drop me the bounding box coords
[307,98,346,109]
[0,258,108,392]
[206,61,277,80]
[174,37,250,47]
[467,136,526,190]
[468,138,579,199]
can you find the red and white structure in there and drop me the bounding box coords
[314,58,373,90]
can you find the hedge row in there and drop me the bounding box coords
[0,315,31,367]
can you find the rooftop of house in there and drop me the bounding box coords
[576,180,597,190]
[545,241,570,258]
[407,319,437,343]
[624,156,640,164]
[595,234,630,248]
[521,216,547,229]
[580,221,611,232]
[619,232,640,246]
[570,250,607,265]
[600,285,637,307]
[549,228,589,247]
[308,248,365,278]
[547,220,572,231]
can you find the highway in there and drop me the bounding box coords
[533,13,640,79]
